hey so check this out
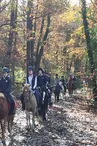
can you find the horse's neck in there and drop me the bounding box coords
[29,92,35,101]
[69,78,73,84]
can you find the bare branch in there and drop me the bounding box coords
[0,2,10,13]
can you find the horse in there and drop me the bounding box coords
[0,92,15,145]
[67,76,74,96]
[38,84,52,121]
[22,84,39,130]
[53,80,64,102]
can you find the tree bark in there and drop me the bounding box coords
[26,0,33,69]
[5,0,17,67]
[81,0,97,94]
[12,0,18,84]
[35,14,51,70]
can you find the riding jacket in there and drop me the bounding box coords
[26,75,37,90]
[37,75,47,89]
[0,76,11,94]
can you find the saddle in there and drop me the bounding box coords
[8,99,17,109]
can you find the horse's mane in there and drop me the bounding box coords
[0,93,5,98]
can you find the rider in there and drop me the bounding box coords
[0,67,15,115]
[37,68,47,92]
[37,68,47,104]
[60,76,66,95]
[20,66,40,110]
[44,71,52,106]
[54,74,60,85]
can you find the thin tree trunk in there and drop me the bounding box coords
[35,14,51,70]
[4,0,18,69]
[26,0,33,69]
[12,0,18,85]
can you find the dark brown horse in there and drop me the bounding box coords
[67,76,73,96]
[0,92,15,145]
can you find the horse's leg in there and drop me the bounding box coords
[54,93,56,102]
[8,116,14,142]
[32,113,35,130]
[8,117,11,133]
[42,106,46,121]
[64,87,66,97]
[29,113,31,129]
[71,88,73,97]
[36,107,42,123]
[25,111,29,129]
[57,93,59,102]
[69,89,71,97]
[1,119,6,145]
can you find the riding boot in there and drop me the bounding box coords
[33,89,40,108]
[22,103,25,111]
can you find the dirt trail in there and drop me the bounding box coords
[0,93,97,146]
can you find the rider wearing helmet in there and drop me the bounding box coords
[37,68,47,90]
[0,67,15,115]
[20,66,40,110]
[26,66,37,90]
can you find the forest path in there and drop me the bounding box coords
[0,92,97,146]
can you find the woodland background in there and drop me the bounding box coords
[0,0,97,87]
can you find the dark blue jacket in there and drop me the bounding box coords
[46,75,51,84]
[37,75,47,88]
[0,76,11,94]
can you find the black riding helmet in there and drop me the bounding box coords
[28,66,33,71]
[2,67,9,73]
[38,68,44,73]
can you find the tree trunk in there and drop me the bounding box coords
[26,0,33,69]
[12,0,18,85]
[5,0,16,67]
[35,14,51,70]
[81,0,97,94]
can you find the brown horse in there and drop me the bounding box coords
[22,84,39,130]
[0,92,15,145]
[67,76,73,96]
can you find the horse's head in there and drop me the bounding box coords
[0,93,5,99]
[0,93,5,105]
[22,84,31,103]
